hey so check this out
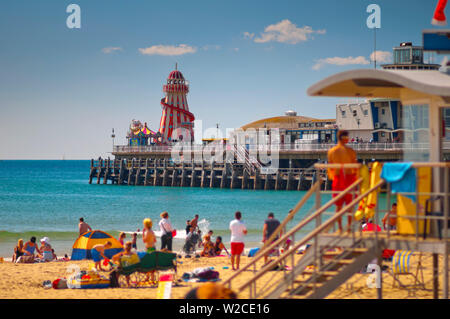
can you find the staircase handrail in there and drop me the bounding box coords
[234,178,384,295]
[224,176,364,289]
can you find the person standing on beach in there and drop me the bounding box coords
[78,218,92,236]
[142,218,156,253]
[327,130,358,233]
[229,211,247,271]
[159,212,174,251]
[262,212,281,264]
[190,214,199,232]
[118,232,126,246]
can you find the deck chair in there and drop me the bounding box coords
[390,250,425,289]
[116,251,177,287]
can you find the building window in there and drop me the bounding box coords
[381,109,385,115]
[353,110,357,117]
[363,110,368,116]
[341,111,346,117]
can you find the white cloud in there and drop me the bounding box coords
[101,47,123,54]
[138,44,197,56]
[312,56,370,70]
[370,50,392,63]
[243,32,255,40]
[250,19,325,44]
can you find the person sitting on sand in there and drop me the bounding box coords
[213,236,230,256]
[91,241,112,271]
[39,237,54,262]
[12,239,24,263]
[22,237,41,257]
[200,230,214,248]
[118,232,126,246]
[200,235,215,257]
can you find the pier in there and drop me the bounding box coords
[88,158,328,191]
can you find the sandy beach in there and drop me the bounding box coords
[0,251,446,299]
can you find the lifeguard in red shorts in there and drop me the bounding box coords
[229,211,247,271]
[327,130,358,233]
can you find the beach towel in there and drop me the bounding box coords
[364,162,382,220]
[248,247,260,257]
[381,162,416,201]
[355,165,370,221]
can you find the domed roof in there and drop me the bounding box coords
[168,70,184,80]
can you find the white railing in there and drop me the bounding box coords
[113,141,450,154]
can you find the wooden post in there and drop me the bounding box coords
[103,159,110,184]
[144,159,149,186]
[97,159,103,184]
[162,168,169,186]
[254,170,260,190]
[286,171,293,190]
[210,169,216,188]
[221,164,228,189]
[242,169,248,189]
[230,169,237,189]
[135,159,141,186]
[128,159,134,185]
[172,169,179,187]
[118,159,124,185]
[275,171,281,190]
[264,174,271,190]
[433,253,439,299]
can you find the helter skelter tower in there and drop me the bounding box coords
[158,65,195,144]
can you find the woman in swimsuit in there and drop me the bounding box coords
[12,239,24,263]
[22,237,41,257]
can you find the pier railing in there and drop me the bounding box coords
[112,141,450,154]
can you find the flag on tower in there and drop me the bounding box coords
[432,0,448,26]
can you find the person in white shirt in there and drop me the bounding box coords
[229,211,247,270]
[159,211,174,251]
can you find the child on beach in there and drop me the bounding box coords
[39,237,54,262]
[131,232,138,250]
[200,235,215,257]
[91,241,112,271]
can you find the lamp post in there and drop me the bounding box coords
[111,128,116,150]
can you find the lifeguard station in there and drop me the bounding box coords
[222,30,450,299]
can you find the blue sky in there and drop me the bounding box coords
[0,0,447,159]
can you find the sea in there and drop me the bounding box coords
[0,160,338,258]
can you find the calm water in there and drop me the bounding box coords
[0,160,327,257]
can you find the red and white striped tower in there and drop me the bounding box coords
[158,65,195,144]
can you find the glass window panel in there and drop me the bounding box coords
[401,104,430,162]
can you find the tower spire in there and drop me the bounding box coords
[175,62,178,70]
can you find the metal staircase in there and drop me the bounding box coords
[223,165,386,299]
